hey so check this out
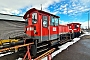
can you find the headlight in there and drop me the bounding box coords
[30,27,34,31]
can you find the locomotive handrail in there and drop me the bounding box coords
[0,42,34,52]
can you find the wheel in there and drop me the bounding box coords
[30,40,37,56]
[30,44,37,56]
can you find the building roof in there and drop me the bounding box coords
[0,13,25,21]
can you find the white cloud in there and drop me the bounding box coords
[52,11,59,15]
[60,4,68,10]
[80,8,90,12]
[64,8,67,11]
[80,0,90,6]
[66,0,90,16]
[59,4,68,14]
[60,20,69,25]
[71,0,78,2]
[58,1,89,16]
[68,10,74,13]
[0,0,61,16]
[0,8,20,15]
[61,4,68,8]
[72,21,90,29]
[72,2,76,7]
[63,10,67,14]
[60,18,90,29]
[80,21,89,29]
[52,0,89,16]
[0,8,19,14]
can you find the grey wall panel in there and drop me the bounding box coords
[0,20,26,39]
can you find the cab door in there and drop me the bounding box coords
[41,14,49,41]
[50,16,59,40]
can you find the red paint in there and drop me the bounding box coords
[59,25,69,34]
[23,8,59,37]
[47,54,52,60]
[67,23,81,33]
[23,45,31,60]
[23,8,81,41]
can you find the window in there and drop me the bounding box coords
[32,12,37,24]
[50,16,55,26]
[43,15,48,27]
[77,25,79,27]
[75,25,78,28]
[25,19,28,26]
[55,18,59,26]
[69,26,71,28]
[50,16,59,26]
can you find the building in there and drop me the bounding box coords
[0,13,26,39]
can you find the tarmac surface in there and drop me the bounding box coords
[53,35,90,60]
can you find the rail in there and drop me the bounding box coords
[23,47,55,60]
[34,48,55,60]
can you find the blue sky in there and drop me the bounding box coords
[47,0,90,24]
[0,0,90,28]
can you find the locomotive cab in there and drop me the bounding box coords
[23,8,60,43]
[24,9,38,38]
[67,23,81,38]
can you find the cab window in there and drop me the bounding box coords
[55,18,59,26]
[50,16,59,26]
[75,25,78,28]
[50,16,55,26]
[25,18,28,26]
[32,12,37,24]
[43,15,48,27]
[69,26,71,28]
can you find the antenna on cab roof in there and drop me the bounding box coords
[41,4,42,10]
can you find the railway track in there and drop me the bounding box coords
[0,37,81,60]
[0,38,73,60]
[0,42,57,60]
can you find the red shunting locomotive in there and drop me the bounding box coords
[23,8,81,56]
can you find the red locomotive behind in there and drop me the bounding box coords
[23,8,81,56]
[67,23,81,38]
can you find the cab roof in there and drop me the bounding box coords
[67,23,81,25]
[23,8,60,19]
